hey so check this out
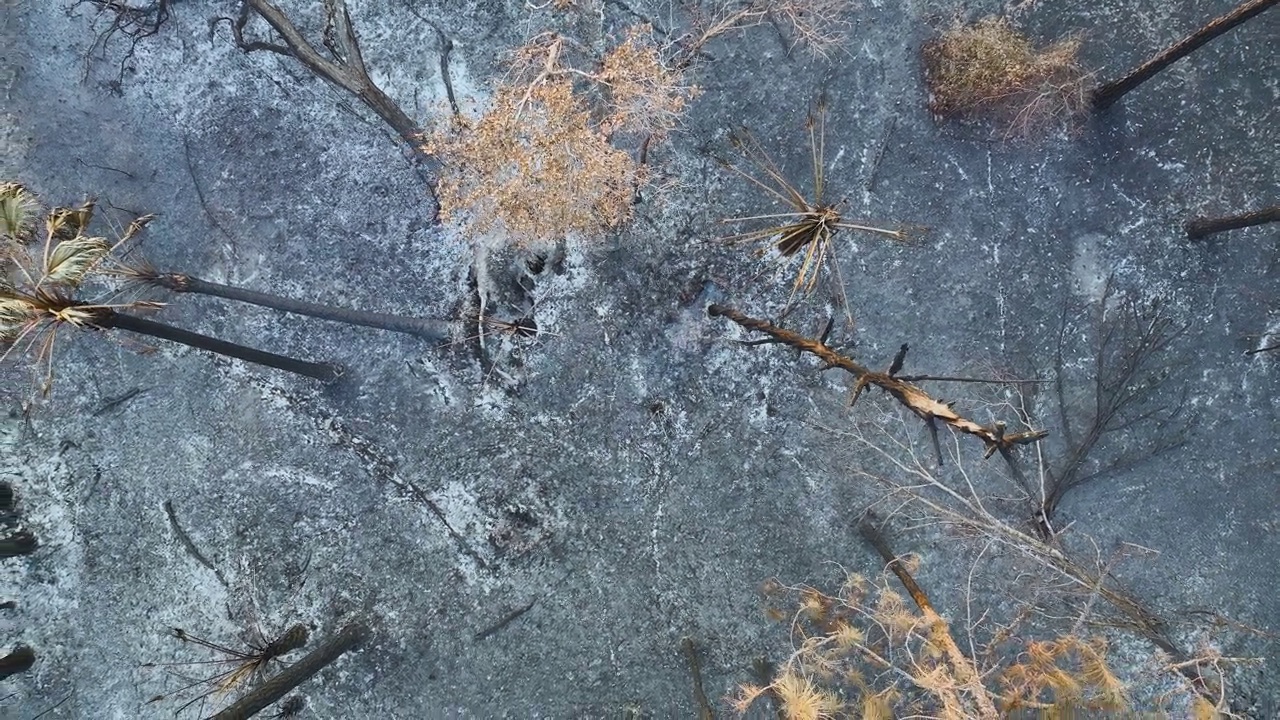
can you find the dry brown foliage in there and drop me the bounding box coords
[599,25,696,139]
[427,26,693,245]
[427,78,638,244]
[922,16,1087,137]
[733,571,1135,719]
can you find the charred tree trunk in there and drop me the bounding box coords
[1185,205,1280,240]
[209,622,370,720]
[147,273,450,340]
[95,311,343,382]
[1092,0,1279,110]
[0,530,37,558]
[0,644,34,680]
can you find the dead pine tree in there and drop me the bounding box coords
[735,509,1234,716]
[820,420,1238,713]
[1185,204,1280,240]
[1091,0,1280,111]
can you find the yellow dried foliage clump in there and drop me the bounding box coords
[922,16,1086,136]
[427,78,638,245]
[427,25,695,246]
[732,572,1143,719]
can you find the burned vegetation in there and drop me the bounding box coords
[705,273,1256,714]
[16,0,1273,716]
[922,0,1279,137]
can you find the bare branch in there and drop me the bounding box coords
[223,0,434,172]
[1039,282,1189,524]
[708,303,1048,455]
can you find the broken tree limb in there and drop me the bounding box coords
[1185,205,1279,240]
[707,304,1047,454]
[226,0,436,177]
[210,622,370,720]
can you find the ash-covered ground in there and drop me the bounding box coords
[2,0,1277,717]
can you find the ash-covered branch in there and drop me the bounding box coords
[209,622,370,720]
[708,304,1047,456]
[219,0,436,177]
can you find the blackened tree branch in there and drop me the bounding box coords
[223,0,437,179]
[1092,0,1279,110]
[210,622,370,720]
[93,310,343,381]
[141,271,450,340]
[1185,205,1279,240]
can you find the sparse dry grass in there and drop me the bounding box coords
[922,16,1087,138]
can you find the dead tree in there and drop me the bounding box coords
[1021,283,1188,537]
[1092,0,1279,110]
[220,1,435,174]
[1185,204,1280,240]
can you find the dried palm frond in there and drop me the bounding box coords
[0,183,41,243]
[719,104,910,319]
[144,624,309,717]
[0,185,161,395]
[42,235,112,287]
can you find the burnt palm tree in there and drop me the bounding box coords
[1,183,341,389]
